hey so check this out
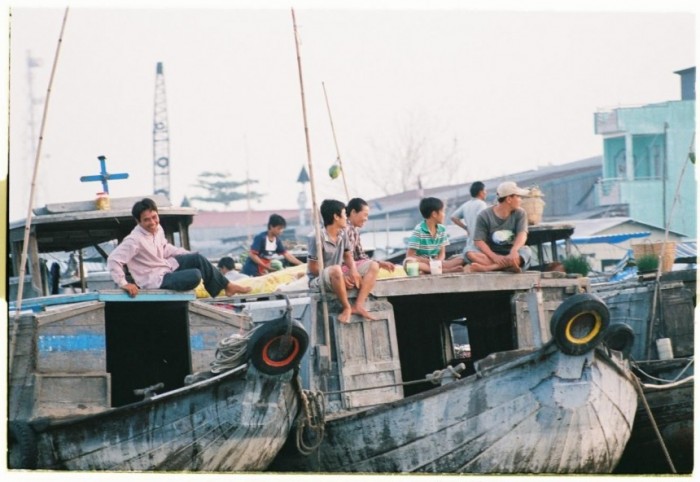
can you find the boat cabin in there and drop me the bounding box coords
[9,293,251,421]
[233,272,589,413]
[9,195,195,300]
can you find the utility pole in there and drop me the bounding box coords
[153,62,171,199]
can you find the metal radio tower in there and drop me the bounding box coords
[25,50,42,163]
[153,62,171,199]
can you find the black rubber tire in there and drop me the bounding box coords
[248,318,309,375]
[604,322,635,357]
[550,293,610,356]
[8,421,38,469]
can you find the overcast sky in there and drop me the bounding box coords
[5,0,697,222]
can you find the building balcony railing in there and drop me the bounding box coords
[595,177,663,206]
[594,111,621,135]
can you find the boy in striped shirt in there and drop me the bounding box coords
[405,197,464,274]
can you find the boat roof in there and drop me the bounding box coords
[9,195,197,253]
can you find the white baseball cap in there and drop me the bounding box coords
[496,181,530,198]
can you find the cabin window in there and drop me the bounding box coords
[105,301,192,407]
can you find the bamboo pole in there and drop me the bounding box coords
[322,81,350,201]
[10,7,69,379]
[646,133,694,359]
[14,7,70,316]
[291,9,332,360]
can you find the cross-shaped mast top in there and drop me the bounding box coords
[79,155,129,194]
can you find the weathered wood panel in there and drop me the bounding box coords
[35,373,111,418]
[333,299,403,409]
[659,285,694,357]
[35,302,107,374]
[188,301,252,372]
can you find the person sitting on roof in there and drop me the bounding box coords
[405,197,465,274]
[241,214,303,277]
[464,181,532,273]
[345,197,395,272]
[107,198,252,298]
[307,199,379,323]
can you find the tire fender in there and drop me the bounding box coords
[248,318,309,375]
[604,322,635,357]
[550,293,610,356]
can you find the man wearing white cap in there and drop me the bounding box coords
[464,181,532,273]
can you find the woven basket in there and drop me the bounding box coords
[632,241,676,273]
[521,196,545,225]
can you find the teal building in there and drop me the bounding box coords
[593,67,696,237]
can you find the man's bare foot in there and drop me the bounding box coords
[352,305,377,321]
[225,283,252,296]
[462,265,472,273]
[506,265,522,274]
[469,263,489,272]
[338,307,352,324]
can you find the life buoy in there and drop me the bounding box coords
[550,293,610,356]
[604,322,635,357]
[248,318,309,375]
[8,421,38,469]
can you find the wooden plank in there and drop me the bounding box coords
[35,373,111,418]
[10,292,100,312]
[371,272,542,297]
[98,290,195,302]
[188,302,252,373]
[36,302,106,374]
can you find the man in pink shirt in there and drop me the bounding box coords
[107,198,251,298]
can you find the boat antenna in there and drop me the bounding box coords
[322,81,350,201]
[291,9,332,360]
[13,7,70,317]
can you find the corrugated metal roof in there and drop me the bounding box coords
[675,241,697,261]
[572,232,650,245]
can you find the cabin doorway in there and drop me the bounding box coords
[105,301,191,407]
[389,291,515,397]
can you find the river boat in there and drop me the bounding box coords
[226,270,640,474]
[594,268,695,474]
[7,196,308,471]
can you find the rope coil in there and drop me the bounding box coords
[293,374,325,455]
[210,332,249,374]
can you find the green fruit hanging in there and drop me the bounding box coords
[329,164,341,179]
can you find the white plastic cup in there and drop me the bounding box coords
[430,259,442,275]
[656,338,673,360]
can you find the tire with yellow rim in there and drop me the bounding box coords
[550,293,610,356]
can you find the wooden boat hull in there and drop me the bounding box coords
[272,345,636,474]
[614,360,694,474]
[16,365,298,471]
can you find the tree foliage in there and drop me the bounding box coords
[362,113,462,196]
[190,171,265,209]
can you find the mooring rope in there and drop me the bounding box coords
[209,332,249,374]
[293,374,326,456]
[632,356,694,385]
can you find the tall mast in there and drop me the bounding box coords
[153,61,171,199]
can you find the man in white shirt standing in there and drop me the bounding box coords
[450,181,488,251]
[108,198,251,298]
